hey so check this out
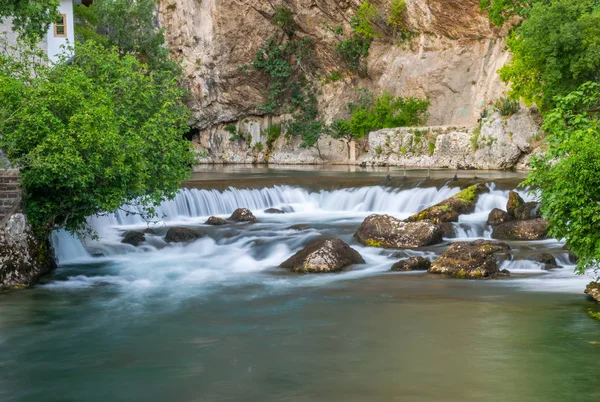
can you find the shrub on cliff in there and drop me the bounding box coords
[0,41,194,235]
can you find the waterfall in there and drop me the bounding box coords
[51,184,533,266]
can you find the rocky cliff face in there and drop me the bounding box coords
[159,0,519,165]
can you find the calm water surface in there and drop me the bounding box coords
[0,167,599,402]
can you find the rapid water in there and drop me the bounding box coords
[2,171,599,402]
[48,183,591,295]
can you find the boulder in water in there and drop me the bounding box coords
[491,219,549,241]
[355,214,443,249]
[529,253,560,270]
[487,208,515,227]
[585,282,600,303]
[429,240,511,279]
[514,202,542,220]
[507,191,525,216]
[406,184,489,224]
[121,231,145,247]
[391,256,431,271]
[264,208,285,214]
[280,238,365,273]
[438,222,456,238]
[205,216,227,226]
[230,208,257,223]
[165,227,202,243]
[287,224,311,231]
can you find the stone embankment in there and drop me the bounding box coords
[0,171,54,291]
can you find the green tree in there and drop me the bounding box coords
[499,0,600,109]
[525,82,600,274]
[74,0,177,73]
[0,41,194,235]
[0,0,59,40]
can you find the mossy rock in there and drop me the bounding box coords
[355,214,443,249]
[585,282,600,303]
[429,240,511,279]
[391,256,431,271]
[406,184,489,224]
[507,191,524,217]
[205,216,227,226]
[491,219,549,241]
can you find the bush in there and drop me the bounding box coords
[264,124,282,147]
[387,0,407,29]
[346,91,429,139]
[0,41,193,235]
[494,97,520,116]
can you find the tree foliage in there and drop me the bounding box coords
[0,41,194,235]
[478,0,539,27]
[74,0,178,74]
[525,82,600,274]
[335,1,379,75]
[499,0,600,109]
[0,0,59,40]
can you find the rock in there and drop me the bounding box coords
[514,202,542,220]
[286,224,311,231]
[143,228,156,235]
[585,282,600,303]
[507,191,524,216]
[530,253,559,270]
[121,231,145,247]
[391,257,431,272]
[429,240,511,279]
[438,222,456,238]
[165,227,201,243]
[355,214,444,249]
[491,219,549,241]
[0,213,54,291]
[229,208,257,223]
[279,239,365,273]
[487,208,514,227]
[407,184,489,224]
[264,208,284,214]
[205,216,227,225]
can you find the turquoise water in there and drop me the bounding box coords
[0,168,599,401]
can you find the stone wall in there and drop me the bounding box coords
[0,171,21,224]
[360,110,542,170]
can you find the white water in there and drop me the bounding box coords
[47,184,592,297]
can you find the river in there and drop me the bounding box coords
[0,166,599,402]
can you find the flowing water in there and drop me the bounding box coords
[1,167,599,402]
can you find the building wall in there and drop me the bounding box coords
[47,0,75,63]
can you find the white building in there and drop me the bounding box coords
[0,0,89,63]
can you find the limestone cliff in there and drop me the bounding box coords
[158,0,522,166]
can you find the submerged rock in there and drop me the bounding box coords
[264,208,285,214]
[165,227,201,243]
[429,240,511,279]
[391,257,431,271]
[514,202,542,220]
[406,184,489,224]
[280,239,365,273]
[487,208,514,227]
[491,219,549,241]
[355,214,443,249]
[530,253,559,270]
[585,282,600,303]
[230,208,257,223]
[205,216,227,226]
[507,191,524,216]
[286,224,311,231]
[121,231,145,247]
